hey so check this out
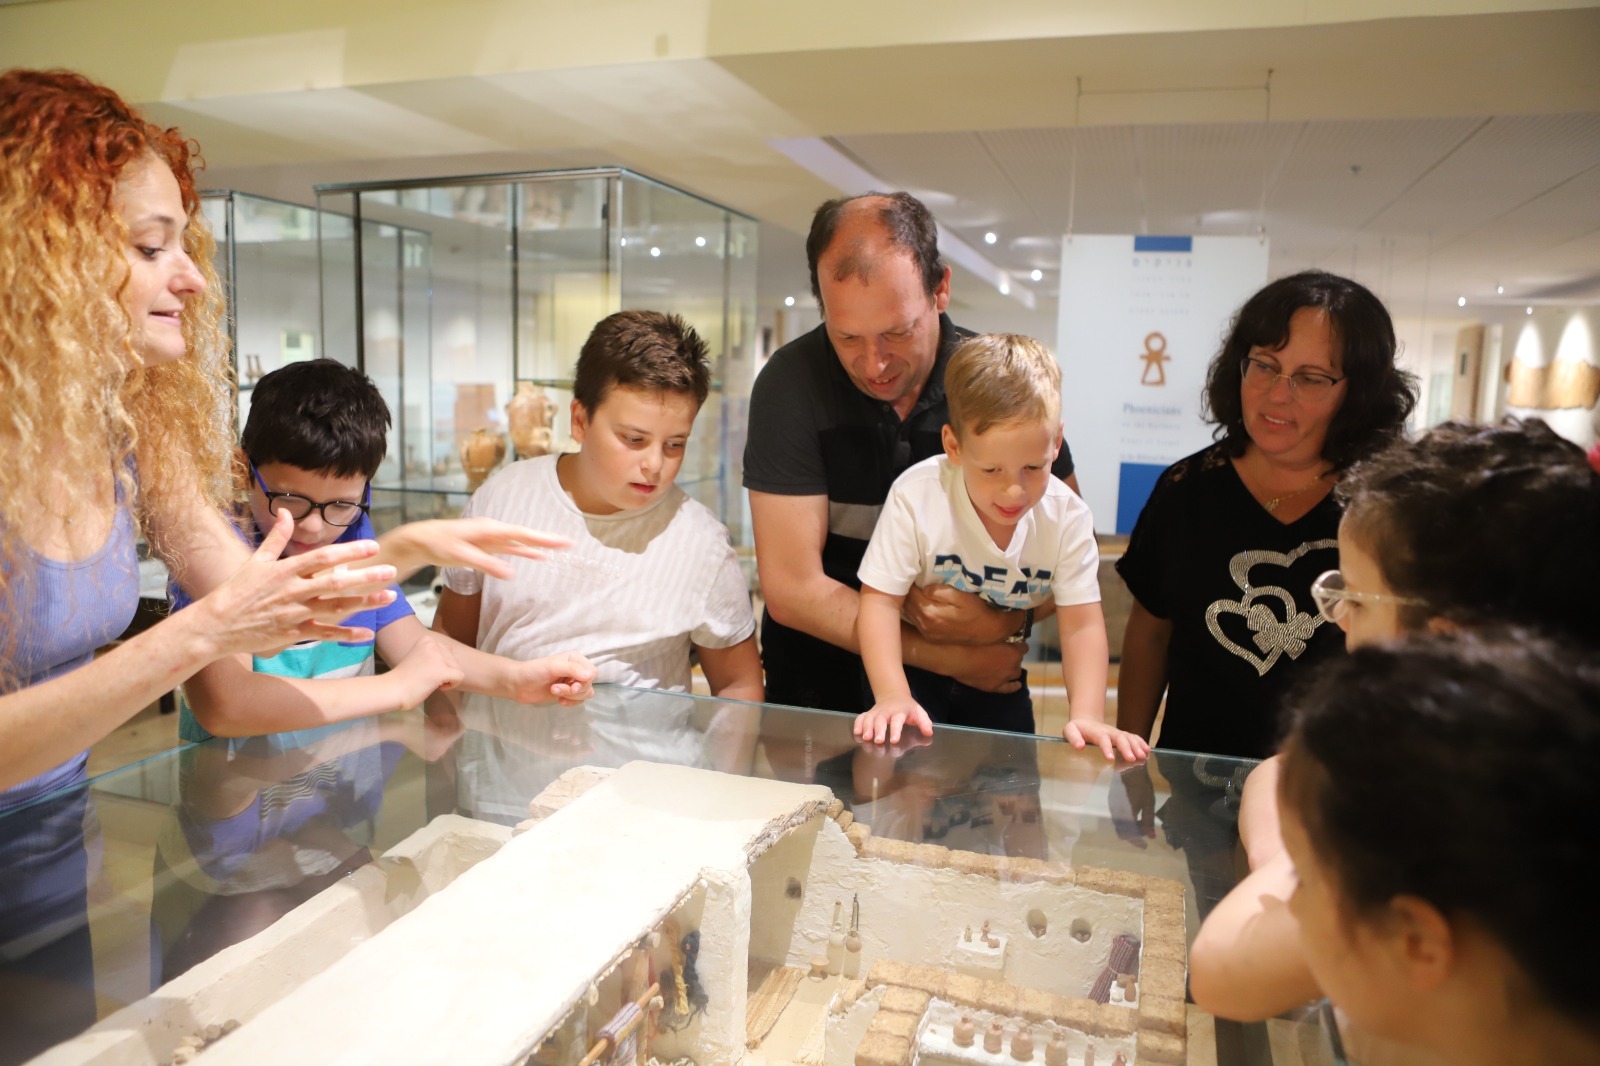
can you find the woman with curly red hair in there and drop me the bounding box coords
[0,69,413,806]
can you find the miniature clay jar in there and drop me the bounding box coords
[844,929,861,954]
[1010,1020,1034,1061]
[984,1018,1004,1054]
[506,381,556,459]
[460,427,507,491]
[1045,1030,1071,1066]
[953,1013,975,1048]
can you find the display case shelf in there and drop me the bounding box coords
[200,190,325,430]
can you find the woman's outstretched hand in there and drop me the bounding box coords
[189,509,400,657]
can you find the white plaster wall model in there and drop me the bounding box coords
[36,763,1187,1066]
[31,815,512,1066]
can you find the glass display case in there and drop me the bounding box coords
[0,691,1336,1066]
[200,191,324,429]
[315,170,759,542]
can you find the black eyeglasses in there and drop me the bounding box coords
[249,460,370,527]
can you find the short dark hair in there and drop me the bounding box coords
[805,191,945,310]
[1338,418,1600,641]
[572,310,710,413]
[241,359,390,479]
[1280,632,1600,1038]
[1203,270,1417,469]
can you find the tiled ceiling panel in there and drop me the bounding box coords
[840,112,1600,310]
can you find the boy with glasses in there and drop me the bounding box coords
[172,359,595,746]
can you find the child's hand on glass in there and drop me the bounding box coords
[854,696,933,745]
[1065,718,1150,762]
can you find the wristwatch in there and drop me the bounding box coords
[1004,606,1035,645]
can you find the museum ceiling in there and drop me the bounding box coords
[4,0,1597,321]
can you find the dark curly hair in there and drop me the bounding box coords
[1338,418,1600,642]
[1280,631,1600,1039]
[1204,270,1417,469]
[806,191,946,311]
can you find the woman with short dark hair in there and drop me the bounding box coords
[1115,270,1417,759]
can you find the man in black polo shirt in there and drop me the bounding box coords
[745,192,1078,714]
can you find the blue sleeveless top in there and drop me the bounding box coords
[1,491,140,810]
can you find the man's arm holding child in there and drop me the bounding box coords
[1057,601,1149,762]
[751,490,1024,693]
[902,583,1052,645]
[381,616,596,706]
[853,585,934,745]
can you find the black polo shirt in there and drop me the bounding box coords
[743,314,1076,713]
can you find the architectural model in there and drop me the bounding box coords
[39,762,1187,1066]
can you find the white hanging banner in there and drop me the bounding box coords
[1056,235,1269,534]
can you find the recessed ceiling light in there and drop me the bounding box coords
[998,279,1010,296]
[695,236,707,247]
[784,296,795,307]
[984,232,997,245]
[1457,296,1466,307]
[1527,306,1534,315]
[650,246,661,258]
[619,237,628,246]
[1030,269,1043,282]
[1496,285,1504,295]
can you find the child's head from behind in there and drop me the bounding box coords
[1278,633,1600,1054]
[240,359,390,554]
[1328,418,1600,648]
[941,333,1062,541]
[566,310,710,515]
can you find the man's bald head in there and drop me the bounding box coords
[805,192,946,313]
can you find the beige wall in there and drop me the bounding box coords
[1503,307,1600,447]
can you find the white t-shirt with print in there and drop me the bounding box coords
[442,454,754,689]
[857,455,1100,610]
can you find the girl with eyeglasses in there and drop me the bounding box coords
[1192,418,1600,1059]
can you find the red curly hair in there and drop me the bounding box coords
[0,69,233,690]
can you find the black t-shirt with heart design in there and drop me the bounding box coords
[1116,444,1345,759]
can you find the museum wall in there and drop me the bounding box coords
[1503,306,1600,448]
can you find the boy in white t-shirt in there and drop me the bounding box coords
[854,333,1149,761]
[435,310,761,702]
